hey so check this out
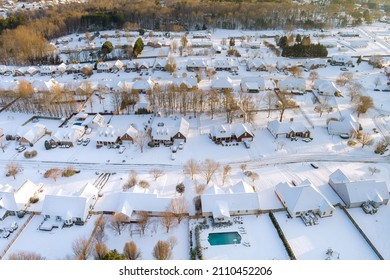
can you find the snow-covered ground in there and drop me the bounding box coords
[0,22,389,260]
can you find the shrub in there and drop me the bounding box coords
[62,167,76,177]
[347,140,357,146]
[24,150,37,158]
[269,212,296,260]
[29,195,39,204]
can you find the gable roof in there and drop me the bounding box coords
[275,180,334,214]
[267,120,309,137]
[0,180,41,211]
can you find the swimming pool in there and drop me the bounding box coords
[208,232,241,246]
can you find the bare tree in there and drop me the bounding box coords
[72,236,92,260]
[123,241,141,260]
[240,163,247,173]
[167,236,178,250]
[43,168,62,182]
[150,168,164,181]
[8,251,45,260]
[249,172,259,183]
[94,216,106,243]
[264,91,277,118]
[374,77,381,89]
[289,66,303,78]
[110,90,122,114]
[6,162,22,180]
[355,95,374,117]
[277,93,297,122]
[169,197,188,224]
[336,72,353,87]
[134,130,150,153]
[314,96,332,117]
[221,164,232,186]
[137,211,150,235]
[346,81,363,102]
[309,70,319,84]
[123,170,138,190]
[201,159,220,184]
[195,183,207,195]
[160,211,176,233]
[94,242,108,260]
[153,240,172,260]
[183,159,200,180]
[108,212,127,235]
[368,166,381,175]
[356,132,374,148]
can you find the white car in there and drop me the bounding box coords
[171,153,176,160]
[16,145,26,152]
[2,230,10,238]
[178,142,184,150]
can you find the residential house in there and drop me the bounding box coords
[151,117,189,145]
[132,77,154,94]
[329,169,389,208]
[213,58,239,71]
[153,58,167,71]
[304,58,327,70]
[40,65,55,76]
[186,58,208,72]
[18,123,47,147]
[275,179,335,219]
[211,76,234,92]
[173,76,198,90]
[276,59,303,71]
[66,63,82,74]
[313,79,341,96]
[0,65,12,76]
[279,77,306,94]
[348,40,368,48]
[95,126,121,148]
[111,60,124,72]
[201,181,260,223]
[246,58,267,72]
[41,182,99,227]
[0,180,42,219]
[24,66,40,76]
[96,62,112,73]
[51,125,85,147]
[81,113,106,129]
[267,120,311,139]
[327,114,359,137]
[330,55,353,66]
[210,123,254,144]
[125,61,138,72]
[120,125,138,144]
[240,76,265,93]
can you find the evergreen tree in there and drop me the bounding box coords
[101,41,113,60]
[133,37,145,58]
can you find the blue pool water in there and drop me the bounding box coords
[208,232,241,246]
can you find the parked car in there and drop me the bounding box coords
[171,145,178,153]
[10,222,18,231]
[310,163,319,169]
[302,138,311,143]
[77,138,83,145]
[171,152,176,160]
[16,145,26,152]
[82,138,90,146]
[178,142,184,150]
[2,230,10,238]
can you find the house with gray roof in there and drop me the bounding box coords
[267,120,311,139]
[329,169,389,209]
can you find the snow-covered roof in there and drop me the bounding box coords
[275,180,334,215]
[213,200,231,219]
[279,77,306,91]
[240,76,265,91]
[211,123,254,139]
[96,125,120,142]
[151,117,189,141]
[201,181,260,214]
[186,58,208,69]
[211,76,233,90]
[313,79,340,95]
[52,125,84,143]
[0,180,41,211]
[267,120,309,137]
[327,114,359,135]
[173,76,198,89]
[19,123,46,144]
[132,78,154,91]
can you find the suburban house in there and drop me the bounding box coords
[186,58,208,72]
[81,113,106,129]
[240,76,265,93]
[51,125,85,147]
[120,125,138,144]
[96,62,112,73]
[173,76,198,90]
[40,182,99,227]
[246,58,267,72]
[330,55,353,66]
[276,58,303,70]
[279,77,306,94]
[327,114,360,137]
[151,117,190,145]
[0,180,43,220]
[347,40,368,48]
[153,58,167,71]
[313,79,341,96]
[267,120,311,139]
[112,60,124,72]
[304,58,327,70]
[201,181,260,223]
[275,179,335,220]
[132,77,154,94]
[66,63,82,74]
[95,125,121,148]
[96,190,172,222]
[210,123,254,144]
[213,58,239,71]
[211,76,234,91]
[18,123,47,146]
[125,61,138,72]
[328,169,389,209]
